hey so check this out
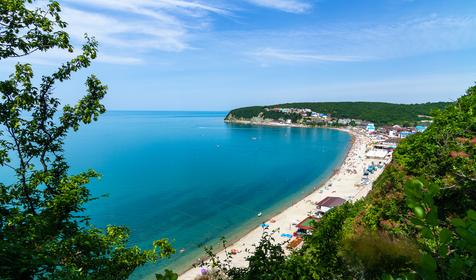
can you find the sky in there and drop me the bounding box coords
[1,0,476,110]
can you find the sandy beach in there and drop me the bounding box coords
[179,128,388,280]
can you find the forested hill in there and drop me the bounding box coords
[225,101,451,126]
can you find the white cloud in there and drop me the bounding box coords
[339,15,476,59]
[64,0,228,22]
[54,0,230,65]
[8,2,476,68]
[245,0,311,13]
[96,55,145,65]
[60,1,228,51]
[232,15,476,64]
[1,47,144,67]
[250,47,365,63]
[62,7,188,52]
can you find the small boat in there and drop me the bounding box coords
[257,212,262,217]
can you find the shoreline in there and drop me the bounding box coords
[225,119,318,128]
[179,126,385,279]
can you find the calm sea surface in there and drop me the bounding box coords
[2,111,352,278]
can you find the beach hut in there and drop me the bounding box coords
[366,149,388,159]
[316,196,346,212]
[366,123,376,133]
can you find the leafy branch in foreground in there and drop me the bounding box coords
[406,179,476,279]
[0,1,174,279]
[0,0,72,59]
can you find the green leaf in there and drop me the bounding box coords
[439,228,452,245]
[414,206,425,219]
[419,254,437,279]
[467,210,476,221]
[448,257,464,279]
[452,218,465,228]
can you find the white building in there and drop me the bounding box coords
[338,118,352,125]
[366,123,376,133]
[366,149,388,159]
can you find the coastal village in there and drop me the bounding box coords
[181,109,431,279]
[262,106,429,138]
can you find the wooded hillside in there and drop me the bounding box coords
[226,101,451,126]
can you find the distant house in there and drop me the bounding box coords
[374,141,398,150]
[337,118,352,125]
[392,125,403,131]
[311,112,318,118]
[285,119,292,124]
[316,196,346,212]
[366,149,388,159]
[366,123,376,133]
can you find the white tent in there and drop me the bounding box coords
[366,149,388,159]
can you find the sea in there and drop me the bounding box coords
[1,111,352,279]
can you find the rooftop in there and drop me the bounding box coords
[296,216,320,231]
[316,196,347,208]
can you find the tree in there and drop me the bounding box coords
[0,0,72,59]
[0,1,174,279]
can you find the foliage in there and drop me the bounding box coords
[340,232,420,278]
[405,179,476,279]
[262,111,302,123]
[0,0,72,59]
[226,101,450,126]
[350,86,475,278]
[225,106,263,120]
[198,231,288,280]
[0,1,174,279]
[156,269,179,280]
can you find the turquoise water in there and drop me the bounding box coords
[1,111,351,278]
